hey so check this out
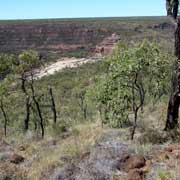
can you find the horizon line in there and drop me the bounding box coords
[0,15,166,21]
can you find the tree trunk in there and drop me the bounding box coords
[24,96,31,131]
[49,87,57,124]
[79,94,87,120]
[165,19,180,130]
[21,75,27,95]
[131,108,138,140]
[0,99,8,136]
[20,74,32,131]
[30,82,44,138]
[83,104,87,120]
[33,97,44,138]
[166,0,172,16]
[173,0,179,19]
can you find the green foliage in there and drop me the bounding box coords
[158,170,171,180]
[17,50,40,74]
[0,56,104,136]
[139,128,167,144]
[94,40,174,128]
[0,41,175,137]
[0,54,15,79]
[0,54,16,104]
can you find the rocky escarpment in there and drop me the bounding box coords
[0,17,175,58]
[0,22,111,55]
[95,33,120,56]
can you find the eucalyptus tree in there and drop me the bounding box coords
[96,41,173,139]
[16,50,46,136]
[17,50,39,131]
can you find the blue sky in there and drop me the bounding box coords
[0,0,166,20]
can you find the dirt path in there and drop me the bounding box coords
[34,57,101,79]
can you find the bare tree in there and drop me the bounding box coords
[30,74,44,138]
[19,75,32,131]
[49,87,57,124]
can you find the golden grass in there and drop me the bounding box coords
[22,121,104,180]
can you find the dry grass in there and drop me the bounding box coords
[156,159,180,180]
[1,101,180,180]
[17,121,104,180]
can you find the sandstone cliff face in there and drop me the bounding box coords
[0,22,111,54]
[0,17,175,57]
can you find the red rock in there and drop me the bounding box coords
[123,155,146,172]
[126,169,144,180]
[10,154,25,164]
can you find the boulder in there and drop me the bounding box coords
[123,155,146,172]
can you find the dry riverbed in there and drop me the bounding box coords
[33,57,101,79]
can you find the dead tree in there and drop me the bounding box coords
[30,76,44,138]
[165,0,180,130]
[24,95,31,131]
[20,75,32,131]
[49,87,57,124]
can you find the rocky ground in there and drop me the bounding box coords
[50,130,180,180]
[0,126,179,180]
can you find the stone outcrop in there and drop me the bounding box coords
[122,155,146,172]
[95,33,120,56]
[0,22,111,55]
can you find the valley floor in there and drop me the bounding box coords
[33,57,101,79]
